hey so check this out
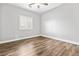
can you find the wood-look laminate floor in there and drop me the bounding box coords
[0,36,79,56]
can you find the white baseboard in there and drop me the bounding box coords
[0,34,79,46]
[42,35,79,45]
[0,35,40,44]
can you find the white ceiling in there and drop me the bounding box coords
[11,3,62,13]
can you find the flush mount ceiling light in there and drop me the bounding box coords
[28,3,48,8]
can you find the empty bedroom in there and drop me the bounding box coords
[0,3,79,56]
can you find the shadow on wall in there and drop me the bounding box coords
[44,19,61,35]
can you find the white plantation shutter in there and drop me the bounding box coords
[19,15,33,30]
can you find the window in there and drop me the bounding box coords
[19,15,33,30]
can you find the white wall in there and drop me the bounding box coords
[1,3,79,44]
[41,3,79,43]
[0,4,3,39]
[0,4,40,41]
